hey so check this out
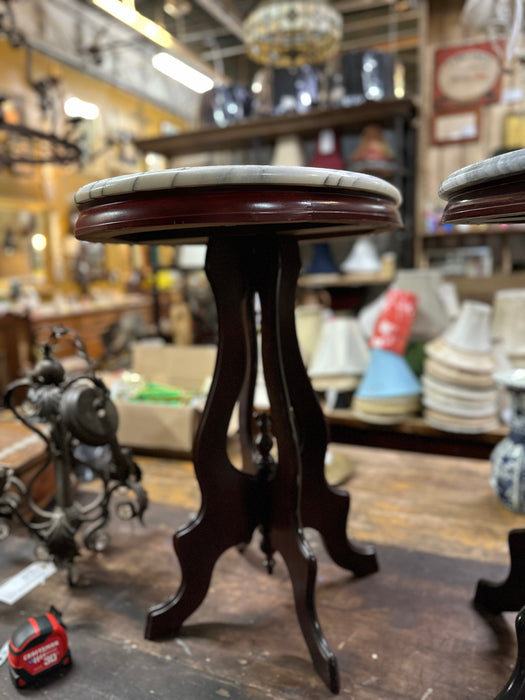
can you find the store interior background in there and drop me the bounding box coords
[5,4,525,696]
[0,0,524,402]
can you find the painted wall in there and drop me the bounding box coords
[0,38,186,291]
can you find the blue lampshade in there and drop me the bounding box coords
[355,348,421,400]
[304,243,339,275]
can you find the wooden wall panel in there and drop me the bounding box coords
[417,0,525,256]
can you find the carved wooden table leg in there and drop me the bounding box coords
[145,236,260,639]
[147,233,344,691]
[277,237,378,576]
[475,529,525,614]
[254,234,340,693]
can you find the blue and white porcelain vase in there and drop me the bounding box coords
[490,369,525,512]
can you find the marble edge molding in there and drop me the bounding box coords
[73,165,402,207]
[439,148,525,199]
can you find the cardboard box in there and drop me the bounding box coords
[114,343,217,455]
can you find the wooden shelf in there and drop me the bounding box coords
[299,270,393,289]
[135,98,417,157]
[325,408,507,460]
[420,224,525,240]
[445,270,525,300]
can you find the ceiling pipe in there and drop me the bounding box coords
[192,0,245,41]
[89,0,230,84]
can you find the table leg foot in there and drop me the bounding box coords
[275,527,340,694]
[144,521,224,639]
[493,606,525,699]
[146,487,257,639]
[303,485,378,577]
[475,529,525,613]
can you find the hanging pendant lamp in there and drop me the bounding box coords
[243,0,343,68]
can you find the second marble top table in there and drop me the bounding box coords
[439,148,525,224]
[440,150,525,700]
[74,164,402,695]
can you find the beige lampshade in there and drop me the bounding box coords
[271,134,305,167]
[394,269,450,341]
[492,289,525,359]
[295,304,324,367]
[423,357,494,389]
[358,268,450,342]
[422,375,498,419]
[424,408,499,434]
[425,300,496,374]
[308,314,369,391]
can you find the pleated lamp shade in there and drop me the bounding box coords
[308,315,369,391]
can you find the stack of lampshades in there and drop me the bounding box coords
[422,300,500,433]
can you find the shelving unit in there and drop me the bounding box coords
[136,99,416,157]
[136,98,418,269]
[419,225,525,276]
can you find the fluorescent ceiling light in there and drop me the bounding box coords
[64,97,100,120]
[152,52,214,94]
[93,0,174,48]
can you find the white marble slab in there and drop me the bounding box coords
[74,165,401,206]
[439,148,525,199]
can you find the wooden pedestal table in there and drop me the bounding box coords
[73,165,402,693]
[441,150,525,698]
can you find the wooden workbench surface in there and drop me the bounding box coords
[1,442,524,699]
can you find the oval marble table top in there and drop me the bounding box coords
[439,148,525,199]
[74,165,402,245]
[439,149,525,225]
[74,165,401,206]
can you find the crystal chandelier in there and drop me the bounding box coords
[243,0,343,68]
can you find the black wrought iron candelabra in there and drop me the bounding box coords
[0,325,147,582]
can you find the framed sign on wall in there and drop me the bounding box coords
[434,41,503,113]
[432,109,480,146]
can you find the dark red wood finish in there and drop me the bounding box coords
[75,182,396,694]
[441,175,525,225]
[75,185,402,244]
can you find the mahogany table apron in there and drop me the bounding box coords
[74,165,403,694]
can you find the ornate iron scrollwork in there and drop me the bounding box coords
[0,325,148,583]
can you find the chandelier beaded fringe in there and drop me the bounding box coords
[243,0,343,68]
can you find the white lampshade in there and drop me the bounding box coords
[308,315,369,391]
[340,237,381,274]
